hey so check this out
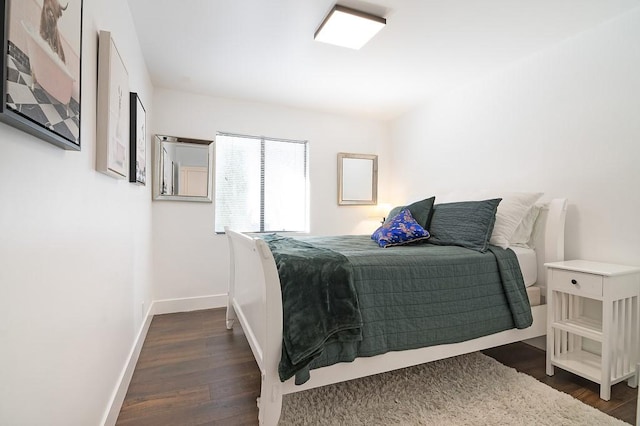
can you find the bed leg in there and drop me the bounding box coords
[258,374,283,425]
[226,302,236,330]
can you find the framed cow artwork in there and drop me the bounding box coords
[0,0,83,150]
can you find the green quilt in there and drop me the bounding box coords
[265,234,533,384]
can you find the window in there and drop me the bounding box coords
[214,133,309,233]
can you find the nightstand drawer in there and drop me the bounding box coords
[551,269,603,297]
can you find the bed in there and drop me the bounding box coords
[225,197,567,425]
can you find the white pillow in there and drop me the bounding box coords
[489,192,543,248]
[510,204,542,248]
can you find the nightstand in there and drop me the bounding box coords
[545,260,640,401]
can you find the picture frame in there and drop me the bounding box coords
[96,30,129,179]
[129,92,146,185]
[337,152,378,205]
[0,0,83,150]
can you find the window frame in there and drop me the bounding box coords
[214,131,309,233]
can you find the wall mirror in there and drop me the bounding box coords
[337,153,378,205]
[153,135,214,202]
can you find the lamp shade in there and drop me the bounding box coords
[314,5,386,50]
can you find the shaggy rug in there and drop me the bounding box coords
[279,352,628,425]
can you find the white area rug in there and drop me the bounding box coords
[280,352,628,425]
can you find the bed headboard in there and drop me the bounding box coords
[531,198,567,292]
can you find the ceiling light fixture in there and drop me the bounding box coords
[314,5,386,50]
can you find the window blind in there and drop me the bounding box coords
[215,133,308,233]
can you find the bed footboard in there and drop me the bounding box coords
[225,228,283,425]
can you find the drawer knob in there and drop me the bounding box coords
[571,279,578,285]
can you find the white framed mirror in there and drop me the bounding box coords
[337,152,378,205]
[153,135,214,202]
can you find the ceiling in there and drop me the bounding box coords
[127,0,640,120]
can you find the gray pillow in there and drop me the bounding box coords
[384,206,404,225]
[428,198,502,252]
[384,197,435,228]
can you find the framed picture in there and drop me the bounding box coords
[129,92,146,185]
[96,30,129,179]
[0,0,83,150]
[337,152,378,205]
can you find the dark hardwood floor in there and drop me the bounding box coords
[117,308,637,425]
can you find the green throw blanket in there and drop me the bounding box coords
[261,234,363,384]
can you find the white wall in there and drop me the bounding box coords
[390,7,640,267]
[151,88,390,302]
[0,0,154,424]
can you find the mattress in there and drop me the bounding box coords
[511,246,537,287]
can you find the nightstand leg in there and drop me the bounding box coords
[600,385,611,401]
[546,287,555,376]
[546,354,554,376]
[636,363,640,426]
[601,302,613,401]
[545,329,554,376]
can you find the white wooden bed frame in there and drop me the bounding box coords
[225,198,568,425]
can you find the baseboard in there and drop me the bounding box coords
[152,294,227,315]
[101,294,227,425]
[101,305,154,426]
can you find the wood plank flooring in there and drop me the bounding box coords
[117,308,637,425]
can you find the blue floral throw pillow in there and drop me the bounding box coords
[371,208,431,248]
